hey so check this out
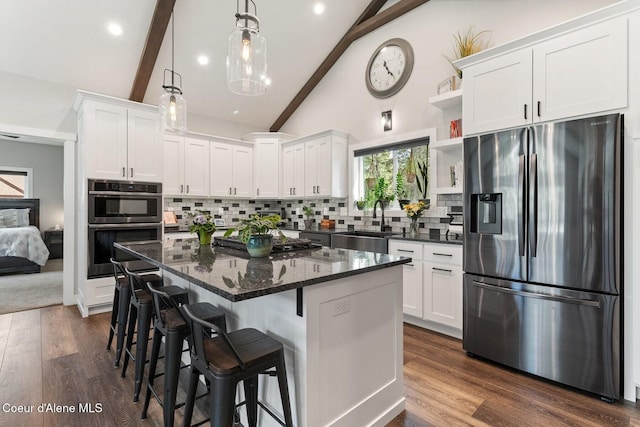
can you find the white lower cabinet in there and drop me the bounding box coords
[389,239,463,337]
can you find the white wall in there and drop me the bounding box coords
[280,0,619,141]
[0,139,64,232]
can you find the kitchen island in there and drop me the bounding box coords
[115,238,410,427]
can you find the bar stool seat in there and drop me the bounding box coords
[182,305,294,427]
[106,258,162,368]
[120,268,189,402]
[141,281,227,427]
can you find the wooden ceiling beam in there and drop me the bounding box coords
[270,0,430,132]
[129,0,176,103]
[269,0,387,132]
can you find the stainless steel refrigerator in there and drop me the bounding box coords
[463,113,622,401]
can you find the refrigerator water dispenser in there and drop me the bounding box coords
[470,193,501,234]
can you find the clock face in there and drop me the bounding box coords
[365,38,414,99]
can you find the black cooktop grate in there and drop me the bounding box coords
[213,236,321,252]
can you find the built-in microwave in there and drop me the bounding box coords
[88,179,162,224]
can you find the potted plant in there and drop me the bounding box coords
[396,172,410,210]
[443,27,491,79]
[223,214,285,257]
[302,205,315,229]
[355,199,366,210]
[416,159,429,204]
[374,177,395,208]
[189,211,216,245]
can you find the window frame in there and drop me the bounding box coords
[348,128,436,217]
[0,166,33,198]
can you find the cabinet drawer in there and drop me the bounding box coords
[423,243,462,265]
[389,240,423,261]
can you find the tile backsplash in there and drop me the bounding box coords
[165,193,463,235]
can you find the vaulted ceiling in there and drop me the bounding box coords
[1,0,428,131]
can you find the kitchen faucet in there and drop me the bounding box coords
[372,199,391,232]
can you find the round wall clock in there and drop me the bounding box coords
[365,38,414,99]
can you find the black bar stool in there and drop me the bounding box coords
[140,278,227,427]
[121,267,189,402]
[106,258,162,367]
[182,305,294,427]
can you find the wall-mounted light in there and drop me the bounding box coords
[381,110,392,131]
[227,0,267,96]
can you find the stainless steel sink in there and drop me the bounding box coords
[331,230,400,254]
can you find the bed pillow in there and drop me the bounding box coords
[0,208,30,228]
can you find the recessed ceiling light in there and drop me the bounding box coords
[197,55,209,66]
[107,22,123,36]
[233,110,240,115]
[313,3,325,15]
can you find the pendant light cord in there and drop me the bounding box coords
[171,11,175,88]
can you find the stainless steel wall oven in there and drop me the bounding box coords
[87,179,162,278]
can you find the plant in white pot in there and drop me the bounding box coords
[223,214,285,257]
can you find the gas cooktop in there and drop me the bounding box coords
[213,236,321,253]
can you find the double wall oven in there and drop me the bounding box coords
[88,179,162,278]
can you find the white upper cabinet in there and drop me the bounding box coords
[163,135,209,196]
[243,132,294,199]
[462,16,628,135]
[210,139,253,198]
[79,99,163,182]
[283,130,348,199]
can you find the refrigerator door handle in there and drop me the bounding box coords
[471,281,601,308]
[529,153,538,257]
[518,154,526,257]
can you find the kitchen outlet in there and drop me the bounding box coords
[340,207,347,216]
[296,208,301,215]
[323,207,329,215]
[333,298,351,316]
[437,206,448,216]
[218,207,224,216]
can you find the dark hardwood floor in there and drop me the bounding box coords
[0,305,639,426]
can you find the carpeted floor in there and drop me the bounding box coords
[0,258,63,315]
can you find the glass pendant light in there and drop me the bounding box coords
[227,0,267,96]
[159,11,187,134]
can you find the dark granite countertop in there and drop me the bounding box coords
[115,238,410,302]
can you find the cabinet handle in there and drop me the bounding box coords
[229,187,232,195]
[432,267,452,273]
[524,104,528,120]
[180,184,184,193]
[186,184,189,193]
[433,252,453,257]
[406,263,414,267]
[130,167,133,177]
[537,101,541,117]
[397,249,414,253]
[289,188,293,195]
[257,188,260,196]
[293,187,296,195]
[122,167,125,177]
[317,185,320,194]
[234,187,237,195]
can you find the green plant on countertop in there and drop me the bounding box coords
[443,27,491,79]
[416,160,429,200]
[302,205,314,218]
[223,214,286,244]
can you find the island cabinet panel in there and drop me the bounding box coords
[163,135,209,196]
[82,100,162,182]
[462,16,628,135]
[210,140,254,198]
